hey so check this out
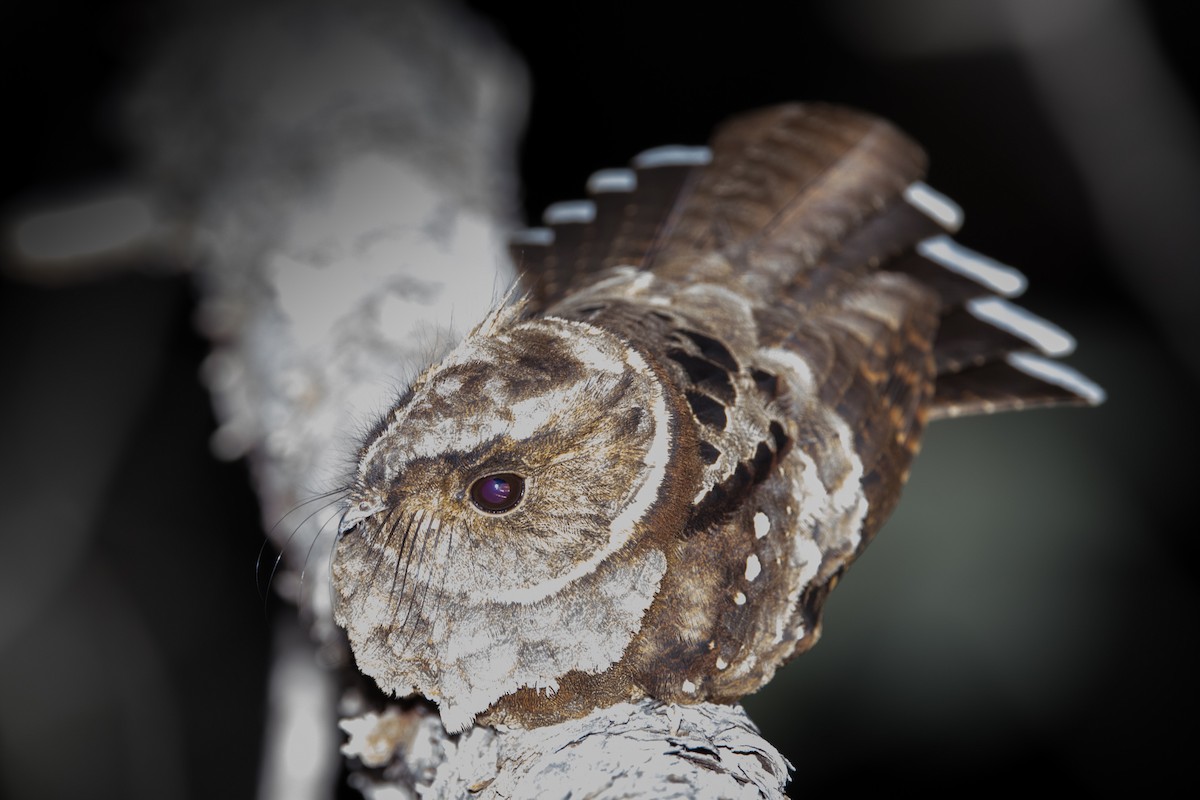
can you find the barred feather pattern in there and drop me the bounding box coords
[332,104,1103,732]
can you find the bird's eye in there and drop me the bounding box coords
[469,473,525,513]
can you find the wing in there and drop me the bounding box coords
[511,103,1103,423]
[510,104,1103,702]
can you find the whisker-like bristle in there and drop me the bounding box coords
[295,502,348,613]
[399,515,447,655]
[391,510,427,619]
[257,490,348,605]
[380,508,416,608]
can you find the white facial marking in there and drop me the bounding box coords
[681,679,697,695]
[364,312,670,608]
[745,554,762,582]
[493,324,672,604]
[542,317,628,374]
[423,548,669,732]
[605,346,671,532]
[753,511,770,539]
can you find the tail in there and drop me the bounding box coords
[509,103,1103,418]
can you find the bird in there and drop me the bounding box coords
[330,103,1104,733]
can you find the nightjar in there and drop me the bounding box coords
[331,103,1103,732]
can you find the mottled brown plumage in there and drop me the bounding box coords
[332,104,1103,732]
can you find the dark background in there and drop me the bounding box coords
[2,0,1196,797]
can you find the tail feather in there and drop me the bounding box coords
[508,151,708,310]
[931,353,1105,419]
[887,181,1099,414]
[509,103,1102,418]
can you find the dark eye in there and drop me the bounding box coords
[469,473,525,513]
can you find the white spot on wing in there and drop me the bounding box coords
[681,679,697,694]
[715,657,728,670]
[633,145,713,169]
[753,511,770,539]
[966,296,1076,356]
[904,181,963,231]
[1006,352,1106,405]
[543,200,596,225]
[587,168,636,194]
[745,554,762,582]
[734,591,747,605]
[917,235,1027,297]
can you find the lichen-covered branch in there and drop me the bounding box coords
[342,700,789,800]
